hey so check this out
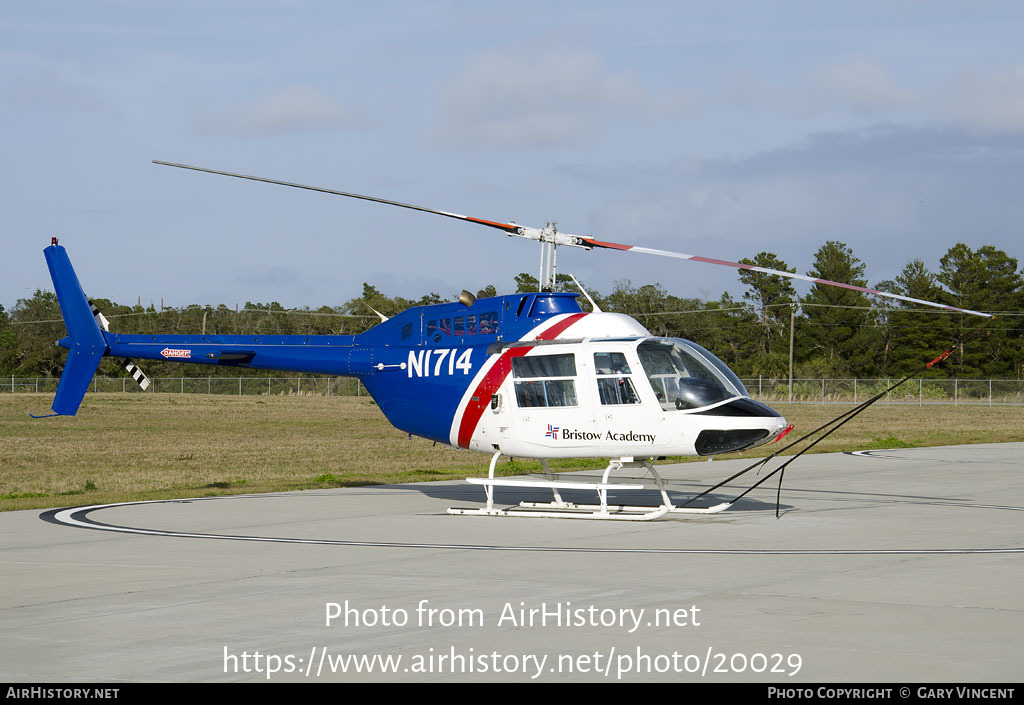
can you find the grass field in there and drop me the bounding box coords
[2,393,1022,511]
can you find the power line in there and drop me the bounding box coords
[5,295,1018,327]
[7,308,376,326]
[630,302,1021,317]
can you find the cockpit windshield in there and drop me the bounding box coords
[637,338,748,411]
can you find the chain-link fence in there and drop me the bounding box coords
[4,375,1024,405]
[739,377,1024,405]
[1,375,364,397]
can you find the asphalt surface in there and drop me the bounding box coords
[2,443,1022,683]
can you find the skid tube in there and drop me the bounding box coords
[447,451,731,521]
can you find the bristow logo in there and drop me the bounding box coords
[556,428,657,444]
[545,424,559,440]
[160,348,191,359]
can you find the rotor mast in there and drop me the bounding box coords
[538,223,558,292]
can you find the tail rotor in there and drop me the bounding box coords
[88,298,151,392]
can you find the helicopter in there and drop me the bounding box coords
[38,162,992,520]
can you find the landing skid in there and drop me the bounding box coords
[447,451,731,521]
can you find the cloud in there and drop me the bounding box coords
[196,85,369,135]
[570,124,1024,297]
[812,58,1024,134]
[1,55,103,111]
[945,62,1024,133]
[816,59,915,114]
[433,47,694,148]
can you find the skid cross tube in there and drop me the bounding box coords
[448,452,729,520]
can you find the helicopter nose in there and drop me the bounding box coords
[691,398,788,456]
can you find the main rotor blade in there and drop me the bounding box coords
[580,237,993,318]
[154,160,991,318]
[152,161,524,235]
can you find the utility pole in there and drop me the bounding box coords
[788,303,795,402]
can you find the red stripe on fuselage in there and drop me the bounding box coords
[456,313,588,449]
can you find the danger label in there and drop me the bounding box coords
[160,348,191,359]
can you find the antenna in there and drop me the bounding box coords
[361,302,389,323]
[567,273,602,313]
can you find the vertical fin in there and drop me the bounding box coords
[43,243,107,416]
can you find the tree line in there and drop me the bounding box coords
[2,241,1020,380]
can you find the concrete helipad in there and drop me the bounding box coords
[2,443,1022,682]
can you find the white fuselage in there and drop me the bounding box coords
[452,312,789,459]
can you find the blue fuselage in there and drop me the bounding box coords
[81,292,586,444]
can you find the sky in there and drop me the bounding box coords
[3,1,1024,313]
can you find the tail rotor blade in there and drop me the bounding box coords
[124,359,151,391]
[87,299,110,332]
[87,299,151,390]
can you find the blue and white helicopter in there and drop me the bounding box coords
[41,162,991,520]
